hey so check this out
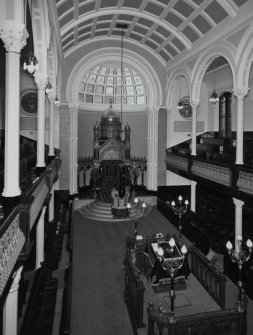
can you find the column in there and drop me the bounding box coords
[48,95,55,161]
[0,24,28,214]
[233,198,244,252]
[147,107,158,191]
[69,103,79,195]
[190,180,197,212]
[34,72,48,175]
[36,206,47,269]
[49,184,55,222]
[190,100,199,156]
[233,88,248,165]
[3,266,23,335]
[166,107,172,148]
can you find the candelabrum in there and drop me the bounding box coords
[157,238,187,323]
[167,195,189,242]
[127,197,148,237]
[226,235,252,312]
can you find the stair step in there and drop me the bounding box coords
[80,207,114,219]
[86,205,112,215]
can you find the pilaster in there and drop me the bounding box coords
[36,206,47,269]
[48,94,56,158]
[69,103,79,195]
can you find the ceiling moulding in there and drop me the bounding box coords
[165,1,253,72]
[225,24,250,49]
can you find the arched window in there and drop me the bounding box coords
[78,65,147,105]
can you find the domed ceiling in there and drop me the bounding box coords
[78,65,147,105]
[55,0,249,64]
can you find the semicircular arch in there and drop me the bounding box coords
[191,42,236,102]
[66,48,163,109]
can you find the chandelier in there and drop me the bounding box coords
[23,0,38,74]
[209,57,219,104]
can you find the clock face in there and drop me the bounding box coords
[21,91,38,114]
[179,96,192,119]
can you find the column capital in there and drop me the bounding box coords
[190,180,197,186]
[233,87,248,100]
[190,99,200,109]
[34,72,48,90]
[69,103,80,112]
[0,23,28,53]
[9,266,23,293]
[232,198,244,208]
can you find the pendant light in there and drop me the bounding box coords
[23,0,38,74]
[116,22,129,130]
[209,57,219,104]
[177,74,183,110]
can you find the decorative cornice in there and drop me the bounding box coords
[0,23,28,53]
[34,72,48,90]
[233,88,249,100]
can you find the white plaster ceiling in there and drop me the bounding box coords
[55,0,249,64]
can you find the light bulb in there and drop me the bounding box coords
[185,199,189,205]
[169,238,175,248]
[178,195,182,201]
[134,198,138,203]
[171,201,175,207]
[157,247,164,256]
[181,245,187,254]
[226,241,233,250]
[142,202,146,208]
[127,203,131,209]
[246,239,253,248]
[237,234,243,241]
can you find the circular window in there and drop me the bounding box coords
[179,96,192,119]
[21,91,37,114]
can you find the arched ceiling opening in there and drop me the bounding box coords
[54,0,250,65]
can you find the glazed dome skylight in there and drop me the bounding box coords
[78,65,147,105]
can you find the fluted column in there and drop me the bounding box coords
[233,198,244,252]
[0,24,28,214]
[190,180,197,212]
[147,107,158,191]
[233,88,248,165]
[3,266,23,335]
[34,72,48,175]
[191,100,199,156]
[48,95,55,161]
[69,103,79,195]
[36,206,47,269]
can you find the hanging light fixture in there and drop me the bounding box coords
[54,95,59,104]
[177,74,183,110]
[116,22,129,130]
[45,81,53,95]
[209,57,219,104]
[23,0,38,74]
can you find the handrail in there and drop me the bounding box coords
[147,301,247,335]
[124,249,145,330]
[0,157,61,301]
[191,247,226,309]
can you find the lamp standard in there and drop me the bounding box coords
[167,195,189,242]
[226,235,252,311]
[158,238,187,323]
[127,197,148,237]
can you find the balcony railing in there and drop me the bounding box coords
[0,157,61,301]
[166,151,253,196]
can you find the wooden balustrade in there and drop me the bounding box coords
[191,247,226,309]
[165,152,189,172]
[124,249,145,329]
[147,301,247,335]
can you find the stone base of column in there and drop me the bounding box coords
[36,166,46,176]
[1,195,21,217]
[48,155,55,164]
